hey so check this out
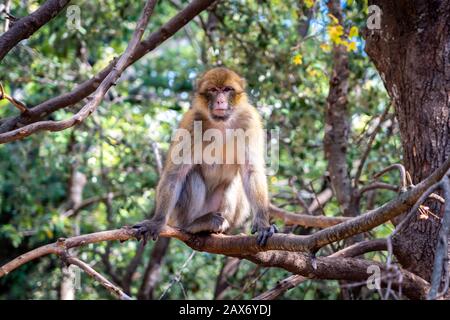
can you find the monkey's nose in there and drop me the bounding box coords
[215,100,228,109]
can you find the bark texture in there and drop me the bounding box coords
[365,0,450,280]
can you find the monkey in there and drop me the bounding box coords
[133,67,277,246]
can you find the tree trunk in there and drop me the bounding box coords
[60,171,87,300]
[365,0,450,281]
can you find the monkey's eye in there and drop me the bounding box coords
[223,86,234,92]
[208,87,218,93]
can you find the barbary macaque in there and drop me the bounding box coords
[134,67,277,245]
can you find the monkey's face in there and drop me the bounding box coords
[203,86,236,120]
[197,68,246,121]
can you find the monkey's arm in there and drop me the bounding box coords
[240,163,277,246]
[134,111,196,241]
[134,163,192,242]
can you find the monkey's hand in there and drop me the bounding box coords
[132,219,164,245]
[251,223,278,246]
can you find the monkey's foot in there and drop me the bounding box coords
[132,219,163,245]
[209,212,230,233]
[252,224,278,246]
[185,212,230,234]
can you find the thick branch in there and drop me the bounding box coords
[0,0,70,61]
[253,239,388,300]
[243,250,427,300]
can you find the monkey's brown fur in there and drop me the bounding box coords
[134,67,276,245]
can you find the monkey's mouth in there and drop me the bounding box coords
[211,108,231,120]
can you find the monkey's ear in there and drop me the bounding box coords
[239,77,247,91]
[195,71,207,92]
[195,78,203,92]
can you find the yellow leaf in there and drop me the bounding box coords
[293,54,303,65]
[328,25,344,44]
[349,26,359,38]
[328,14,339,24]
[334,37,345,45]
[307,68,319,77]
[346,41,357,52]
[347,0,354,5]
[45,229,54,239]
[320,43,331,52]
[305,0,315,8]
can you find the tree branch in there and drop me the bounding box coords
[253,239,387,300]
[0,0,70,61]
[0,226,427,300]
[137,237,171,299]
[0,0,217,142]
[66,256,132,300]
[240,250,427,300]
[354,104,391,187]
[0,0,158,143]
[358,182,399,196]
[4,156,450,299]
[373,164,410,191]
[269,204,349,228]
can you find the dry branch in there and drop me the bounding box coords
[0,83,28,113]
[373,164,409,191]
[253,239,387,300]
[269,204,349,228]
[354,104,391,187]
[66,256,132,300]
[0,0,70,61]
[0,226,428,299]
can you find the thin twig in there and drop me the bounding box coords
[159,250,196,299]
[253,239,388,300]
[0,83,28,113]
[354,104,391,188]
[373,164,409,192]
[66,256,132,300]
[288,177,312,215]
